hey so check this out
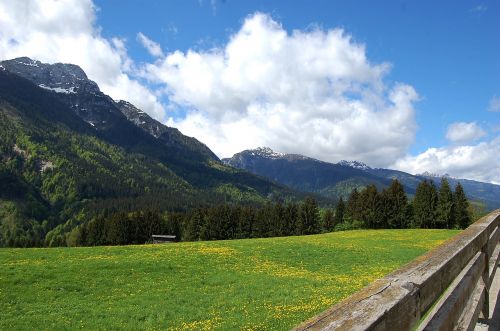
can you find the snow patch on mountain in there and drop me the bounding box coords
[39,84,77,94]
[16,58,40,67]
[251,147,286,158]
[338,160,371,170]
[418,171,451,178]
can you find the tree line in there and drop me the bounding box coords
[63,178,472,247]
[342,178,471,230]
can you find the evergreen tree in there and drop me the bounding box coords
[454,182,471,229]
[359,185,379,228]
[166,213,183,241]
[346,188,360,222]
[437,177,455,229]
[413,180,438,228]
[334,197,345,227]
[298,197,320,235]
[283,202,299,236]
[252,203,273,238]
[405,203,415,228]
[272,202,286,237]
[322,208,335,232]
[386,180,408,228]
[184,209,203,241]
[235,206,253,239]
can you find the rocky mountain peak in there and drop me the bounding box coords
[337,160,371,170]
[116,100,165,138]
[1,57,93,90]
[1,56,219,162]
[251,147,285,158]
[418,171,451,178]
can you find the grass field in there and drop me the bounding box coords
[0,229,459,330]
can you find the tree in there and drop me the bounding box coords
[298,197,320,235]
[184,209,204,241]
[346,188,361,222]
[235,206,253,239]
[437,177,455,229]
[454,182,471,229]
[359,185,379,228]
[272,202,286,237]
[385,180,408,229]
[322,208,335,232]
[413,180,438,228]
[252,203,273,238]
[283,201,299,236]
[334,197,345,227]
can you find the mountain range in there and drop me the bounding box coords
[223,147,500,210]
[0,57,302,246]
[1,57,498,247]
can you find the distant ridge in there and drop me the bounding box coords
[223,147,500,210]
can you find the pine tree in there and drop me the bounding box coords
[386,180,408,228]
[359,185,379,228]
[184,209,203,241]
[334,197,345,227]
[322,209,335,232]
[235,206,253,239]
[413,180,438,228]
[252,203,273,238]
[346,188,360,222]
[272,202,286,237]
[437,177,455,229]
[284,202,299,235]
[298,197,320,235]
[454,182,471,229]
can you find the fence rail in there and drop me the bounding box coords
[294,209,500,331]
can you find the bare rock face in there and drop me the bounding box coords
[1,57,218,162]
[116,100,218,161]
[1,57,120,131]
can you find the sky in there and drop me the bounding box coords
[0,0,499,183]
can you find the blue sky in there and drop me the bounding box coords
[0,0,499,182]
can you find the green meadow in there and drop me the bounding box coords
[0,229,458,330]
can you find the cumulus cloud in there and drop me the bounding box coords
[393,136,500,184]
[446,122,486,143]
[489,96,500,112]
[142,12,419,167]
[137,32,164,58]
[0,0,165,120]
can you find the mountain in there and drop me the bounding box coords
[223,147,500,210]
[223,147,393,199]
[0,57,303,247]
[116,100,219,162]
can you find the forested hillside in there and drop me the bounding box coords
[0,64,301,247]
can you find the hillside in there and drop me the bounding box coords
[223,147,500,209]
[0,229,458,330]
[0,59,304,247]
[223,147,392,199]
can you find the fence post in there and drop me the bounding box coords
[481,234,490,319]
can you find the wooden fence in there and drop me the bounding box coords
[294,209,500,331]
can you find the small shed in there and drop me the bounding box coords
[152,235,177,244]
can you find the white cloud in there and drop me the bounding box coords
[393,136,500,184]
[142,12,419,167]
[446,122,486,143]
[137,32,164,58]
[0,0,165,120]
[489,96,500,112]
